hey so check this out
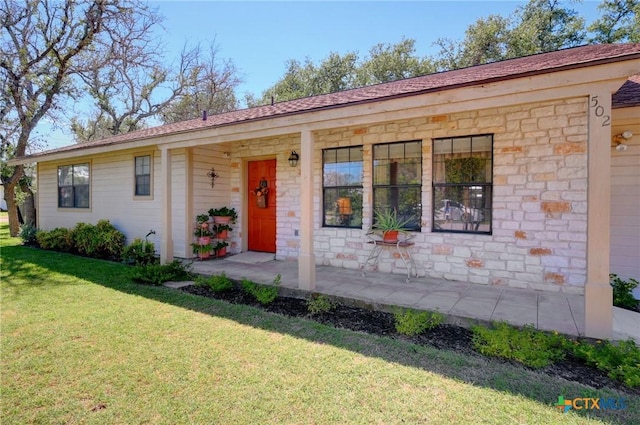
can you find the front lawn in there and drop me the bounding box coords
[1,219,637,424]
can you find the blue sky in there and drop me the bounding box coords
[153,0,601,97]
[43,0,602,148]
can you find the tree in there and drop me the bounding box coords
[588,0,639,43]
[254,39,433,105]
[70,12,242,140]
[161,42,242,124]
[1,0,111,235]
[356,38,434,86]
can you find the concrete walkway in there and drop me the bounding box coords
[186,256,638,341]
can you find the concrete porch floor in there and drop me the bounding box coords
[185,256,637,341]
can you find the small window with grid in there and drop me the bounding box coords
[322,146,363,228]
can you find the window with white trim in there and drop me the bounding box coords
[58,163,90,208]
[135,155,151,196]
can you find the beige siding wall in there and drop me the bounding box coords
[610,112,640,298]
[37,148,163,250]
[188,144,232,256]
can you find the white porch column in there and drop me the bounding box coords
[298,129,316,290]
[160,147,174,264]
[585,92,613,339]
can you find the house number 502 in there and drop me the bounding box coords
[590,95,611,127]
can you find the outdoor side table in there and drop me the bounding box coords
[361,232,417,282]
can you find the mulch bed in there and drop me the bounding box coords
[179,283,638,395]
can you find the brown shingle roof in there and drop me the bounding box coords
[612,74,640,108]
[26,43,640,159]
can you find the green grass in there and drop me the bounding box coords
[1,214,637,424]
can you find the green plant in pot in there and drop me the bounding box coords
[372,209,412,242]
[209,207,238,225]
[192,241,213,259]
[213,223,233,239]
[213,240,229,257]
[194,213,213,244]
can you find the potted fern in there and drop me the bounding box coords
[372,209,412,242]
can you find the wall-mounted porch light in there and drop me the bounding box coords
[612,130,633,152]
[288,150,299,167]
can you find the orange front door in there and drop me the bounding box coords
[248,159,277,252]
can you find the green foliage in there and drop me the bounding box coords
[132,260,192,286]
[197,272,234,293]
[241,274,280,305]
[471,322,566,368]
[306,294,336,315]
[208,207,238,223]
[122,238,157,266]
[36,228,73,252]
[372,209,413,232]
[70,220,126,261]
[18,222,38,246]
[567,338,640,388]
[393,308,444,336]
[610,273,639,310]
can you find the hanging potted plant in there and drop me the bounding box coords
[372,209,413,243]
[209,207,238,225]
[213,240,229,257]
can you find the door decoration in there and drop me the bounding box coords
[251,178,269,208]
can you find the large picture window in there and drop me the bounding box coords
[432,134,492,234]
[323,146,363,228]
[373,141,422,230]
[58,163,90,208]
[135,155,151,196]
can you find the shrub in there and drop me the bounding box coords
[567,338,640,388]
[610,273,639,311]
[122,238,157,266]
[71,220,126,261]
[18,223,39,246]
[197,272,233,293]
[306,294,336,315]
[241,274,280,305]
[132,260,192,285]
[393,308,443,336]
[36,227,73,252]
[471,322,566,368]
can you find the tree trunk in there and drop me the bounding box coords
[19,180,36,227]
[4,179,21,237]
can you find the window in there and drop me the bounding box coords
[58,163,90,208]
[135,155,151,196]
[322,146,363,228]
[373,141,422,230]
[432,134,492,234]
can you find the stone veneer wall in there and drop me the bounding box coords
[228,97,589,294]
[228,135,302,259]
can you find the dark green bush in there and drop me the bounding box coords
[393,308,443,336]
[132,260,192,285]
[610,273,639,311]
[306,294,336,315]
[471,322,566,368]
[36,228,73,252]
[122,237,157,266]
[197,272,233,292]
[19,223,39,246]
[567,338,640,388]
[71,220,125,261]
